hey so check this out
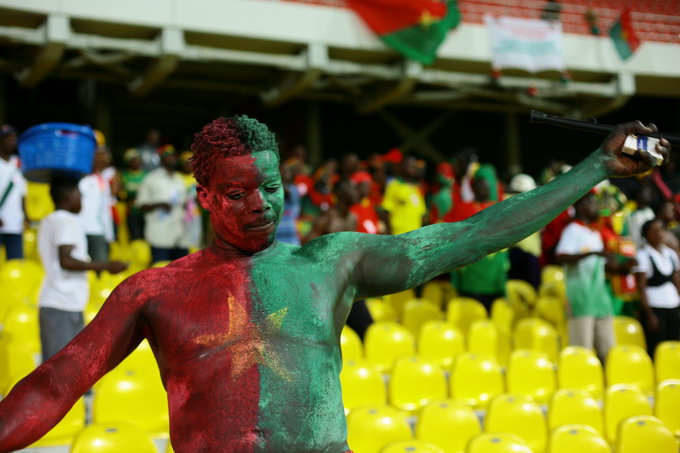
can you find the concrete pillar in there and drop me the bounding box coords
[504,112,522,176]
[307,100,322,167]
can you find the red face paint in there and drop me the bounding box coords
[198,151,283,255]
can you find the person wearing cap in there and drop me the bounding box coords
[136,145,188,264]
[119,148,147,241]
[0,124,29,260]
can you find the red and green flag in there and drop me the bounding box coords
[609,9,641,60]
[345,0,461,65]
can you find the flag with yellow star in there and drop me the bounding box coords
[609,9,641,60]
[346,0,461,65]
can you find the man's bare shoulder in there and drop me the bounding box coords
[297,231,368,260]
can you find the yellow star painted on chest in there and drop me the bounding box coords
[193,294,292,382]
[420,10,435,28]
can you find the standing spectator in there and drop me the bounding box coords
[0,124,28,260]
[137,128,161,173]
[381,155,426,235]
[38,175,126,361]
[556,192,635,362]
[178,151,203,251]
[634,219,680,355]
[78,147,115,263]
[275,161,301,246]
[625,184,656,249]
[447,170,509,312]
[350,171,389,235]
[507,173,542,289]
[136,145,188,264]
[119,148,147,241]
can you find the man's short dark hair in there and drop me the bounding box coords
[190,116,279,186]
[49,173,80,206]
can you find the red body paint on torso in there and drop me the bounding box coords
[143,252,263,451]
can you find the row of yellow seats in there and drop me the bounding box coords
[341,350,680,436]
[348,397,676,453]
[371,296,569,351]
[2,339,167,449]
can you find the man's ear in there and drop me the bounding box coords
[196,185,211,212]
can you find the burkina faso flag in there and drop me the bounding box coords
[609,9,641,60]
[345,0,461,65]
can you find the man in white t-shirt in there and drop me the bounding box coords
[556,193,616,361]
[38,175,127,361]
[0,124,28,260]
[136,145,188,264]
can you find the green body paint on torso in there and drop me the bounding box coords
[249,241,354,452]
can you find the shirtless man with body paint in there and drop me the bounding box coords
[0,116,670,453]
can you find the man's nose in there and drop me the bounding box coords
[249,189,271,213]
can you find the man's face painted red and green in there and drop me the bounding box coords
[199,150,283,254]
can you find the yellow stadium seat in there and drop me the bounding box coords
[538,280,566,303]
[615,415,676,453]
[70,423,158,453]
[547,389,604,435]
[541,265,564,284]
[22,227,39,262]
[347,406,413,453]
[341,326,363,362]
[386,289,416,320]
[513,318,559,363]
[381,440,446,453]
[449,353,504,409]
[366,298,398,323]
[25,181,54,221]
[93,367,169,438]
[447,298,487,337]
[129,239,152,272]
[112,339,158,376]
[389,356,447,415]
[490,298,515,334]
[0,340,38,395]
[655,379,680,437]
[604,384,653,443]
[506,279,537,307]
[654,341,680,382]
[418,320,464,369]
[613,316,645,348]
[547,424,609,453]
[557,346,604,400]
[415,400,481,453]
[605,344,655,396]
[2,302,40,353]
[467,433,532,453]
[506,350,556,405]
[422,280,457,310]
[365,322,415,373]
[534,297,567,343]
[340,360,387,415]
[0,258,43,292]
[484,394,547,453]
[402,299,442,338]
[152,260,172,268]
[468,320,511,367]
[0,283,32,323]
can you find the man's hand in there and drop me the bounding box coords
[601,121,671,178]
[106,261,128,274]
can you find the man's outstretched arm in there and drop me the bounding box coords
[351,121,670,299]
[0,276,147,452]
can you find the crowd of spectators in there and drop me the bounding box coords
[1,121,679,356]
